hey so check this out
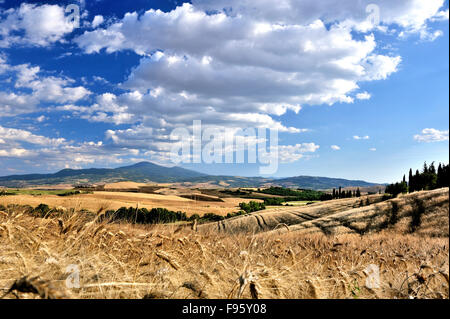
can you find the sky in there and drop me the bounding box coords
[0,0,448,183]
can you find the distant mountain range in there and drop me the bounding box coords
[0,161,383,190]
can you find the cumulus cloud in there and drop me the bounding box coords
[0,148,32,157]
[91,15,104,28]
[414,128,449,143]
[0,57,90,116]
[0,124,148,172]
[36,115,47,123]
[356,92,371,100]
[64,1,450,163]
[331,145,341,150]
[369,148,377,151]
[353,135,370,140]
[276,143,320,163]
[192,0,447,38]
[0,125,66,146]
[0,3,75,47]
[1,1,447,171]
[0,123,317,173]
[70,3,407,142]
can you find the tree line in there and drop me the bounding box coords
[331,186,361,199]
[386,161,449,197]
[258,187,328,200]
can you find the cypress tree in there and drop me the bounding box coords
[423,162,428,174]
[437,163,443,188]
[415,169,421,190]
[429,161,436,175]
[408,168,414,192]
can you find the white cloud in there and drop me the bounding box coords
[331,145,341,150]
[91,15,104,28]
[0,57,91,117]
[70,3,407,140]
[0,3,75,47]
[36,115,47,123]
[369,148,377,151]
[2,1,447,171]
[192,0,447,38]
[353,135,370,140]
[0,125,148,172]
[0,125,66,146]
[432,9,449,21]
[277,143,320,163]
[0,91,36,116]
[0,148,32,157]
[414,128,449,143]
[356,91,371,100]
[362,55,401,81]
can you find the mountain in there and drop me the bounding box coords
[0,161,383,189]
[0,162,207,187]
[274,176,379,189]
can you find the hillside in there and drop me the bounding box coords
[275,175,381,189]
[0,162,207,187]
[198,188,449,237]
[0,162,382,190]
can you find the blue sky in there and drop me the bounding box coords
[0,0,448,183]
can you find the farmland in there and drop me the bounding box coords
[0,187,448,299]
[0,188,261,217]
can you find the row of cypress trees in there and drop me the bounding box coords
[386,161,449,196]
[331,187,361,199]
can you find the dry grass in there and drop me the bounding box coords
[0,189,448,299]
[198,193,388,234]
[104,182,149,190]
[262,188,449,237]
[198,188,449,237]
[0,191,256,217]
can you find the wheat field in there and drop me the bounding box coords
[0,189,448,299]
[0,191,256,217]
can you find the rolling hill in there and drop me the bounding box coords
[0,161,383,189]
[198,188,449,237]
[275,175,377,189]
[0,162,206,187]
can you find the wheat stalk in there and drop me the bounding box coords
[155,251,180,270]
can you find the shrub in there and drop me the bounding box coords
[319,193,333,201]
[0,189,15,196]
[385,182,408,197]
[263,197,285,205]
[226,210,247,218]
[200,213,225,222]
[239,201,265,213]
[102,207,188,224]
[258,187,327,200]
[33,203,51,217]
[57,190,81,197]
[188,213,201,221]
